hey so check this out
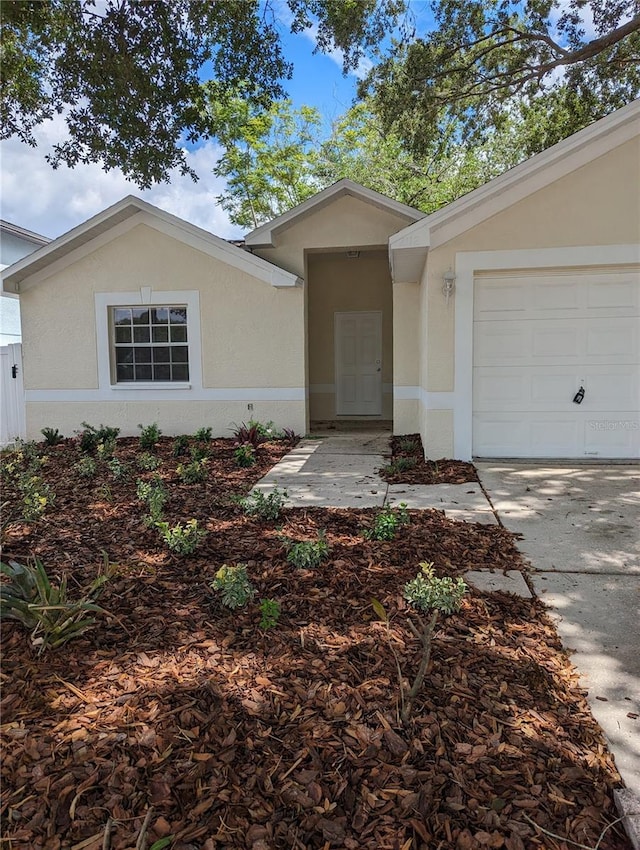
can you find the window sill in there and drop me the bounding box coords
[110,383,192,391]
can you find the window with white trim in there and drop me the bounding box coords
[111,305,189,383]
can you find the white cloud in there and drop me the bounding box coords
[0,115,242,240]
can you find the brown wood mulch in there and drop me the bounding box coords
[0,438,630,850]
[380,435,479,486]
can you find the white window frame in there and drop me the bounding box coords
[95,289,202,395]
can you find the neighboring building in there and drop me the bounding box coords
[2,100,639,459]
[0,221,50,345]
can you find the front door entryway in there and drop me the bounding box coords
[335,311,382,416]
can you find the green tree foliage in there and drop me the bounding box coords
[362,0,640,156]
[210,97,323,228]
[0,0,407,187]
[215,97,541,224]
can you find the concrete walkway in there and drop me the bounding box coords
[254,434,496,522]
[254,438,640,834]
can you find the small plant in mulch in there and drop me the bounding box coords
[239,487,287,521]
[0,556,110,654]
[363,503,410,541]
[373,561,467,726]
[76,422,120,454]
[137,451,161,471]
[234,443,256,467]
[40,427,64,446]
[176,456,208,484]
[193,426,213,442]
[189,444,210,462]
[282,531,330,569]
[74,456,98,479]
[155,518,206,554]
[138,422,162,451]
[380,456,417,476]
[106,456,129,480]
[136,476,168,524]
[211,563,255,609]
[19,474,56,522]
[258,597,281,630]
[231,421,265,449]
[381,433,479,485]
[172,434,190,457]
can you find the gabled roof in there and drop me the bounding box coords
[0,220,50,246]
[244,178,424,247]
[390,98,640,283]
[1,196,301,293]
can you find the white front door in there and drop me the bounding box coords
[335,311,382,416]
[473,269,640,458]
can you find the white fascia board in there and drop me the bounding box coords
[245,178,424,247]
[390,99,640,252]
[1,195,301,292]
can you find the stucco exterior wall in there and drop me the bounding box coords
[418,136,640,458]
[21,222,306,438]
[307,250,393,421]
[253,195,415,279]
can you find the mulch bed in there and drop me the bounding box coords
[0,438,630,850]
[380,435,479,485]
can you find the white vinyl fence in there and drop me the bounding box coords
[0,344,26,446]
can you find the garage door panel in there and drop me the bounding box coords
[584,417,640,453]
[474,366,639,413]
[473,269,640,458]
[587,321,637,358]
[475,271,640,320]
[532,327,579,358]
[587,276,639,311]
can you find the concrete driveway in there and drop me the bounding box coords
[477,463,640,800]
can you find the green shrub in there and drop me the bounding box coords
[189,445,209,462]
[177,457,208,484]
[106,457,128,480]
[172,435,190,457]
[0,557,109,654]
[234,444,256,467]
[137,451,161,471]
[363,503,410,541]
[96,437,116,460]
[75,456,98,478]
[155,519,205,554]
[404,562,467,615]
[40,427,64,446]
[136,476,168,522]
[259,598,281,630]
[138,422,162,451]
[77,423,120,454]
[381,457,417,475]
[20,474,55,521]
[193,426,212,442]
[211,564,255,609]
[239,487,286,521]
[284,532,329,569]
[398,437,420,454]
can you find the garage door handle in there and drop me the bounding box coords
[573,386,585,404]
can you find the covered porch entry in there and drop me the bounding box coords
[307,248,393,429]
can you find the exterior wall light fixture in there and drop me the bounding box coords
[443,270,456,305]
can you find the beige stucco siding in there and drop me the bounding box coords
[307,250,393,420]
[424,136,640,391]
[254,195,415,278]
[21,222,306,438]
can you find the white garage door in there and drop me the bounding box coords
[473,268,640,458]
